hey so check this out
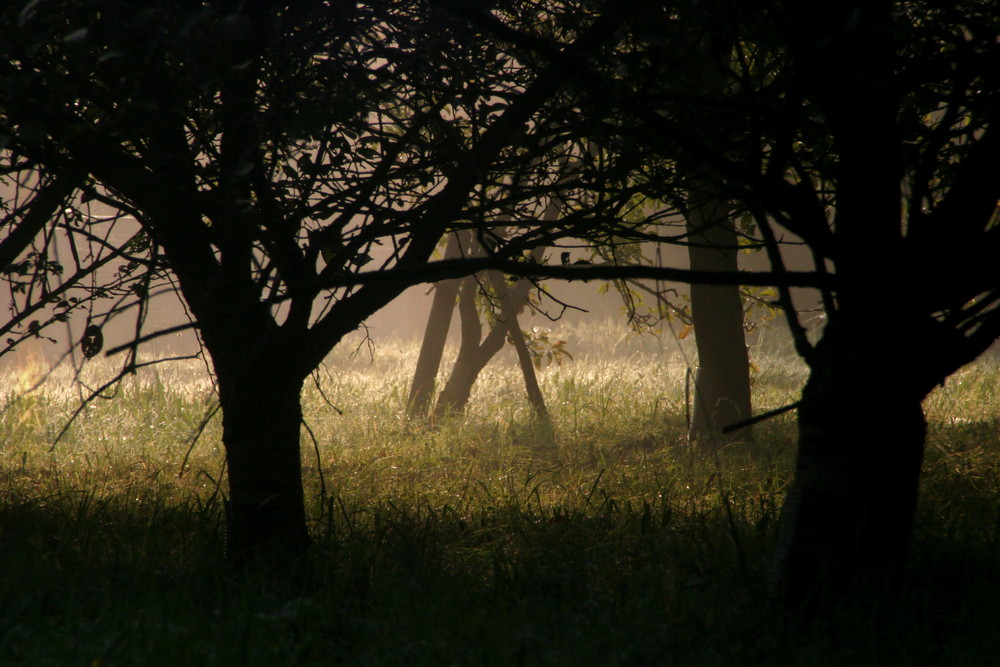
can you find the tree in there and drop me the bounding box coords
[409,196,562,423]
[621,0,1000,603]
[684,190,753,443]
[431,243,550,422]
[761,1,1000,605]
[457,0,1000,605]
[0,0,634,566]
[406,232,463,417]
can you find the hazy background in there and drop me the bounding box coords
[2,180,826,375]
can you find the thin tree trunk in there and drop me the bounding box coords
[432,266,546,421]
[407,233,464,417]
[489,271,549,420]
[686,194,753,443]
[433,275,507,419]
[508,321,549,420]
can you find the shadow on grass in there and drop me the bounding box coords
[2,479,1000,666]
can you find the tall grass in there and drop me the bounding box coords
[0,322,998,664]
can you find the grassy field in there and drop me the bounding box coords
[1,321,998,665]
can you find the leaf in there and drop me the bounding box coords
[677,324,693,340]
[81,325,103,359]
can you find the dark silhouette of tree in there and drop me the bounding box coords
[0,1,637,567]
[452,0,1000,607]
[623,1,1000,604]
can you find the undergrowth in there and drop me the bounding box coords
[0,324,997,665]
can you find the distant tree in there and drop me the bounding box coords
[430,240,550,422]
[406,232,464,417]
[409,196,561,424]
[684,189,753,444]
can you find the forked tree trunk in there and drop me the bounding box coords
[686,195,753,443]
[433,275,508,419]
[772,317,929,608]
[432,268,547,421]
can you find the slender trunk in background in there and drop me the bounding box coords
[406,233,464,417]
[489,269,549,421]
[508,322,550,420]
[685,194,753,443]
[432,268,545,421]
[432,274,507,419]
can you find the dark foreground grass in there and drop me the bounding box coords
[1,330,998,665]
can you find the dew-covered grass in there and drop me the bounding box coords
[0,322,997,664]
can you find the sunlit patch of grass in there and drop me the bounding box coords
[0,322,999,663]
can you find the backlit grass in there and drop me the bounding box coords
[0,323,998,664]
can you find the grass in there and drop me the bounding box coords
[0,321,998,665]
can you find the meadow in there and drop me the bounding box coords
[1,320,998,665]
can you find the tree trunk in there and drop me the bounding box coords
[432,266,547,421]
[509,322,550,421]
[432,275,508,419]
[406,233,464,417]
[772,317,929,608]
[686,195,753,443]
[216,361,310,568]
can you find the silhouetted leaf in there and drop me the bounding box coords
[81,325,103,359]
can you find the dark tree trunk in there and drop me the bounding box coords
[407,233,464,417]
[686,196,753,443]
[218,363,310,567]
[772,315,932,608]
